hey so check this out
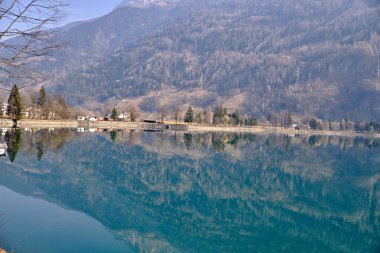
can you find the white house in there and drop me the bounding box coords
[1,103,8,115]
[88,116,98,122]
[118,113,127,121]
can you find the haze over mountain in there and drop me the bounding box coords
[9,0,380,120]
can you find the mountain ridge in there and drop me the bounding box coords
[3,0,379,121]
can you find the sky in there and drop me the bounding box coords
[0,0,123,40]
[63,0,123,25]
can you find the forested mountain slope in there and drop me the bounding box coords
[45,0,380,120]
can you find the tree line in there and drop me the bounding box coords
[102,100,380,133]
[182,104,258,126]
[264,112,380,133]
[0,85,73,121]
[2,85,379,134]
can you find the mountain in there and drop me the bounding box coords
[41,1,193,69]
[114,0,179,9]
[16,0,380,120]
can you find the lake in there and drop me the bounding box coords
[0,128,379,253]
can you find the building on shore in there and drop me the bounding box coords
[1,103,8,115]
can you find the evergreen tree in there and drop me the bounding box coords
[184,105,194,124]
[111,108,118,120]
[230,110,240,126]
[287,111,293,128]
[38,86,46,108]
[245,116,257,126]
[7,85,23,120]
[309,118,318,130]
[267,114,272,122]
[37,86,47,119]
[213,104,224,126]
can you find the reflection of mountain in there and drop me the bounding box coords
[0,131,379,252]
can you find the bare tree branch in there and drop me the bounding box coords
[0,0,67,89]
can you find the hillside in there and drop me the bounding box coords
[7,0,380,120]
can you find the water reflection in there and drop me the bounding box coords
[110,130,118,143]
[0,128,75,162]
[0,129,379,252]
[4,128,21,162]
[2,128,379,164]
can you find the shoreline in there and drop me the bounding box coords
[1,119,380,138]
[187,125,380,138]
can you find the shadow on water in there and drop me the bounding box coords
[0,129,380,252]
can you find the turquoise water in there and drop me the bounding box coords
[0,129,379,253]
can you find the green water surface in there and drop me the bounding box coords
[0,129,379,253]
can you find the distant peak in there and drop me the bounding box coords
[114,0,178,10]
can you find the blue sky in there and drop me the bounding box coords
[0,0,122,37]
[64,0,122,25]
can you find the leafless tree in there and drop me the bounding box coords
[51,94,69,119]
[0,0,66,90]
[172,104,181,123]
[159,103,167,123]
[128,102,141,122]
[205,106,213,125]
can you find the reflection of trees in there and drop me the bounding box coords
[2,131,380,252]
[21,129,75,161]
[5,128,21,162]
[12,130,380,163]
[5,133,379,253]
[308,135,318,146]
[282,134,292,152]
[36,141,44,161]
[110,130,118,143]
[183,133,192,150]
[227,133,240,148]
[127,130,139,147]
[139,132,380,153]
[212,134,225,151]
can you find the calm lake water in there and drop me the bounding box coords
[0,128,379,253]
